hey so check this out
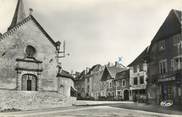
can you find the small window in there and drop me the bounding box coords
[139,64,143,71]
[134,77,138,85]
[26,45,36,58]
[133,66,137,73]
[110,82,112,88]
[87,78,90,83]
[159,60,167,74]
[173,34,181,46]
[140,76,144,84]
[122,80,126,87]
[159,40,165,51]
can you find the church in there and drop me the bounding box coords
[0,0,76,110]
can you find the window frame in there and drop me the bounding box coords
[139,76,144,84]
[133,77,138,85]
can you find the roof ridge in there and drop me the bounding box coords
[8,0,26,30]
[0,15,57,48]
[173,9,182,23]
[0,16,31,40]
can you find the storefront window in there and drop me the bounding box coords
[178,88,181,96]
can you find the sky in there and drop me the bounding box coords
[0,0,181,72]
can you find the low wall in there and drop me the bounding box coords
[0,90,76,110]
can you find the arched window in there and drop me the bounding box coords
[26,45,36,58]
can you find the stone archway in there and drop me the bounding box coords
[22,74,37,91]
[124,90,129,101]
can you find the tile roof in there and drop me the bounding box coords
[115,69,130,80]
[57,70,74,80]
[128,47,149,67]
[151,9,181,43]
[101,65,126,81]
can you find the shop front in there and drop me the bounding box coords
[158,73,182,104]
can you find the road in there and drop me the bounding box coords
[0,105,181,117]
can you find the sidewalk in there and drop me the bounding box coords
[74,100,182,115]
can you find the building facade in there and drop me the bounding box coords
[148,9,182,105]
[85,65,104,100]
[128,47,149,101]
[75,71,87,99]
[115,69,130,100]
[0,0,75,98]
[100,63,126,100]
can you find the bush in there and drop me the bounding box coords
[1,108,21,112]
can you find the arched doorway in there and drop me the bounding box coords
[124,90,129,101]
[22,74,37,91]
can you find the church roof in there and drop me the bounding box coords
[8,0,26,30]
[151,9,181,43]
[0,0,57,48]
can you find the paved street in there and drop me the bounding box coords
[0,104,181,117]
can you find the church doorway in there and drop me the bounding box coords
[22,74,37,91]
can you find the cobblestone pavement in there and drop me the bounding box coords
[0,105,181,117]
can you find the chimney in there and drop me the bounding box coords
[107,62,111,67]
[86,67,90,74]
[29,8,33,15]
[115,61,119,67]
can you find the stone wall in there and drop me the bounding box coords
[0,19,58,91]
[0,90,76,110]
[58,77,74,97]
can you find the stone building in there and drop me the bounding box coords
[84,64,104,100]
[128,47,149,101]
[148,9,182,105]
[75,70,87,99]
[0,0,75,109]
[75,65,104,100]
[114,69,130,100]
[100,63,126,100]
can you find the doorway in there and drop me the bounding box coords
[22,74,37,91]
[124,90,129,100]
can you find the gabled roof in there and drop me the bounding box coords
[0,0,57,48]
[1,15,57,48]
[128,47,149,67]
[75,70,86,81]
[101,66,126,81]
[57,70,74,81]
[8,0,26,30]
[115,69,129,80]
[87,64,102,75]
[151,9,181,43]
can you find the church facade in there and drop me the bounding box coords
[0,0,75,100]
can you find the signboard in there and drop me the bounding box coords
[158,77,176,83]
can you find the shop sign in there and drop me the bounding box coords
[158,77,176,82]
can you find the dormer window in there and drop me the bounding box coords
[159,40,165,51]
[26,45,36,58]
